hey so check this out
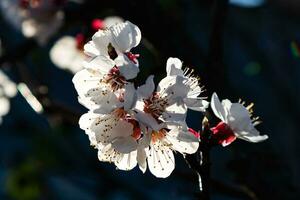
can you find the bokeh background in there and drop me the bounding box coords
[0,0,300,199]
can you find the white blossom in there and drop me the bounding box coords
[50,36,86,74]
[0,0,64,45]
[0,70,17,124]
[210,92,268,146]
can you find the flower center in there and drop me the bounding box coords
[126,119,141,140]
[103,66,126,91]
[211,122,236,146]
[143,92,169,119]
[125,52,139,64]
[151,129,166,143]
[112,108,127,119]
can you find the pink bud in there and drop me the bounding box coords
[91,19,104,31]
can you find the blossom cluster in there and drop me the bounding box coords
[72,21,268,178]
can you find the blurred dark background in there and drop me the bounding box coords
[0,0,300,199]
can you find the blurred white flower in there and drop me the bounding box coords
[210,92,268,146]
[0,70,17,124]
[50,36,86,74]
[0,0,65,45]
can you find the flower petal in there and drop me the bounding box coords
[137,75,155,99]
[163,103,187,123]
[184,98,209,112]
[134,111,161,131]
[166,126,199,154]
[0,97,10,116]
[78,111,101,131]
[112,137,138,154]
[92,117,133,144]
[211,93,226,122]
[82,55,115,73]
[115,150,138,171]
[148,141,175,178]
[123,83,137,111]
[166,57,183,76]
[84,41,100,57]
[115,54,139,80]
[90,29,111,57]
[110,21,141,53]
[237,133,268,143]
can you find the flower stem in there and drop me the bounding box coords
[185,118,212,200]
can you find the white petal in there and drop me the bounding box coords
[166,127,199,154]
[134,111,161,131]
[112,137,138,154]
[115,150,138,171]
[72,69,120,112]
[0,97,10,116]
[137,131,151,173]
[86,130,97,147]
[123,83,137,111]
[137,75,155,99]
[78,112,100,131]
[166,57,183,76]
[137,146,147,173]
[187,85,202,98]
[163,103,187,123]
[110,21,141,53]
[148,142,175,178]
[211,93,226,122]
[184,98,209,112]
[115,54,139,80]
[97,143,116,163]
[238,133,268,143]
[225,102,253,131]
[103,16,124,28]
[82,55,115,73]
[157,76,189,102]
[90,29,111,57]
[84,41,100,57]
[92,117,133,143]
[73,69,98,97]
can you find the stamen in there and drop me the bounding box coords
[151,129,167,143]
[125,52,139,64]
